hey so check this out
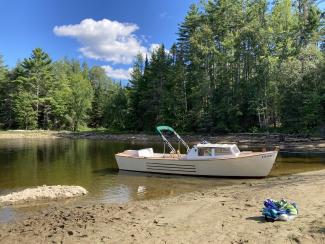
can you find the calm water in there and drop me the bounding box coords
[0,138,324,222]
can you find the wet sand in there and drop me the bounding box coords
[0,170,324,243]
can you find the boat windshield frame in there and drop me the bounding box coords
[156,125,190,153]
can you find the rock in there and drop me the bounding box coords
[0,185,88,205]
[244,203,254,207]
[67,230,73,236]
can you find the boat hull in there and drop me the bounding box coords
[115,151,278,177]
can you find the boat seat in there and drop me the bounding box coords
[138,148,154,157]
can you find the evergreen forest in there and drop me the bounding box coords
[0,0,324,134]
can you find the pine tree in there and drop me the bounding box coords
[51,60,73,129]
[0,55,10,128]
[13,90,37,129]
[104,83,128,129]
[127,53,145,130]
[17,48,54,129]
[88,66,113,128]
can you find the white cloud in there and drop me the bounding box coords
[146,44,170,60]
[149,43,161,53]
[102,65,133,80]
[54,18,147,64]
[54,19,170,80]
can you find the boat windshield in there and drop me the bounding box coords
[215,147,231,154]
[232,146,240,154]
[198,148,214,156]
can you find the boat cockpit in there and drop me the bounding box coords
[186,143,240,159]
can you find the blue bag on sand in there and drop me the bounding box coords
[262,199,298,222]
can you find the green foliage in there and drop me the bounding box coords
[51,60,73,129]
[127,53,145,130]
[13,90,37,129]
[0,55,13,128]
[104,83,128,130]
[88,66,113,128]
[0,0,324,134]
[14,48,54,129]
[68,73,93,131]
[126,0,324,134]
[277,46,324,132]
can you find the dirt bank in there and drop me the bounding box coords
[0,130,324,152]
[0,170,324,243]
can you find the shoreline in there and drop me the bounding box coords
[0,169,324,243]
[0,130,324,153]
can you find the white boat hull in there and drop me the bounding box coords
[115,151,278,177]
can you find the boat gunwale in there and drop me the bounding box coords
[115,150,278,161]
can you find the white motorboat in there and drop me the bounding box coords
[115,126,279,177]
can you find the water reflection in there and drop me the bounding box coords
[0,138,324,205]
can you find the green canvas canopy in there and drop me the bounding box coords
[156,125,175,134]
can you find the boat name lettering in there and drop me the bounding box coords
[262,154,273,159]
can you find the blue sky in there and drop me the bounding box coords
[1,0,324,80]
[0,0,195,80]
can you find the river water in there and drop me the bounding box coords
[0,138,324,222]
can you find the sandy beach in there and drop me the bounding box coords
[0,169,324,243]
